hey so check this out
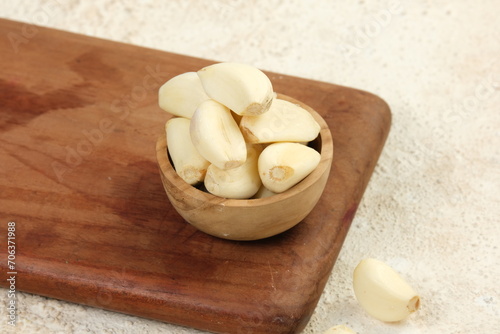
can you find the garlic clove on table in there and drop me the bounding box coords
[353,258,421,322]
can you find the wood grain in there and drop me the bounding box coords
[0,18,391,334]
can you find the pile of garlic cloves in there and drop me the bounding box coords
[159,62,321,199]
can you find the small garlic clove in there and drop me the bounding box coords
[252,185,277,199]
[323,325,357,334]
[190,99,247,170]
[240,98,321,144]
[204,145,262,199]
[166,117,210,185]
[159,72,210,118]
[258,142,320,193]
[197,62,274,116]
[353,258,421,322]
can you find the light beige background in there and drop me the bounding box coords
[1,0,499,333]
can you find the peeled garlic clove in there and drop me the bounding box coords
[240,98,321,144]
[159,72,210,118]
[204,145,262,199]
[166,117,210,185]
[190,99,247,170]
[197,62,274,116]
[258,143,320,193]
[323,325,357,334]
[252,185,277,199]
[353,258,421,322]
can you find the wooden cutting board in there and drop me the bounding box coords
[0,18,391,334]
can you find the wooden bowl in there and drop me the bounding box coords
[156,94,334,241]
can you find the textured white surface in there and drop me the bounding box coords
[1,0,499,333]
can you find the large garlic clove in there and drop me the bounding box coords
[204,145,262,199]
[353,258,421,322]
[190,99,247,170]
[158,72,210,118]
[197,62,274,116]
[240,98,321,144]
[166,117,210,185]
[258,142,320,193]
[323,325,357,334]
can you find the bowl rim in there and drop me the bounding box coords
[156,94,333,207]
